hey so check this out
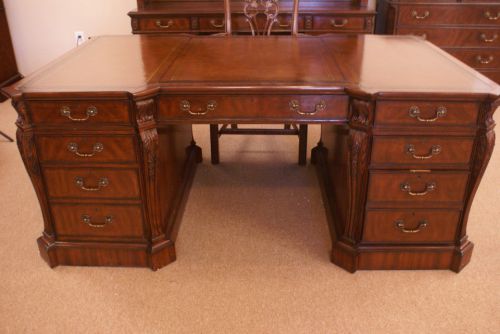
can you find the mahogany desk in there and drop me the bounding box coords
[4,35,499,272]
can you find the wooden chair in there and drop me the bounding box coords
[210,0,307,165]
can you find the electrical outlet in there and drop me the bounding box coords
[74,31,85,47]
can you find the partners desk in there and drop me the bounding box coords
[4,35,499,272]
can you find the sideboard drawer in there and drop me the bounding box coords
[37,135,137,164]
[480,69,500,84]
[371,136,474,167]
[363,209,460,243]
[158,95,348,122]
[28,100,130,125]
[367,171,469,206]
[198,16,227,32]
[43,168,141,199]
[375,101,478,127]
[136,17,191,32]
[397,27,500,48]
[397,5,500,26]
[447,48,500,69]
[312,15,368,32]
[51,204,145,240]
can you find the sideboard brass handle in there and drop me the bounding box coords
[405,144,442,160]
[480,33,498,43]
[289,100,326,115]
[81,214,113,228]
[484,11,500,21]
[156,20,174,29]
[75,177,109,192]
[61,106,98,122]
[330,19,348,28]
[408,106,447,122]
[210,19,225,28]
[400,182,436,196]
[395,219,428,233]
[67,142,104,157]
[476,55,494,64]
[180,100,217,116]
[411,10,430,20]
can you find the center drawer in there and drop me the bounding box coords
[36,135,137,164]
[51,203,145,240]
[312,15,369,32]
[367,170,469,208]
[43,167,141,199]
[158,95,348,122]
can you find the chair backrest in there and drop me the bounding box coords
[223,0,299,36]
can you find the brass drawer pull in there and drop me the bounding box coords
[480,33,498,43]
[180,100,217,116]
[405,144,441,160]
[60,106,98,122]
[408,106,447,122]
[156,20,173,29]
[484,11,500,21]
[67,142,104,157]
[395,219,428,233]
[411,10,430,20]
[289,100,326,115]
[476,55,494,64]
[400,182,436,196]
[210,19,225,28]
[81,214,113,228]
[75,177,109,192]
[330,19,348,28]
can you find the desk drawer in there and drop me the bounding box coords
[28,100,130,125]
[397,5,500,26]
[447,48,500,69]
[363,209,460,243]
[367,171,469,207]
[51,204,145,240]
[43,167,141,199]
[397,27,500,47]
[371,136,474,167]
[158,95,348,122]
[37,135,137,164]
[375,101,478,127]
[136,17,191,33]
[312,15,369,32]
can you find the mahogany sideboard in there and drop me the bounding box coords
[377,0,500,84]
[0,0,21,102]
[4,35,499,272]
[129,0,376,35]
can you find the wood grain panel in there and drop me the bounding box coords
[51,204,145,240]
[363,209,460,243]
[43,167,141,199]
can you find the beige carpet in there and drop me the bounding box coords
[0,99,499,334]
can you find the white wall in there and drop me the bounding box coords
[4,0,137,75]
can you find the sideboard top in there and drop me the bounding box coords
[5,34,500,97]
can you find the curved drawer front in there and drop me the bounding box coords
[398,5,500,26]
[397,27,500,47]
[367,171,469,207]
[51,204,145,240]
[363,209,460,243]
[371,136,474,167]
[37,135,137,164]
[43,167,141,199]
[158,95,348,122]
[28,100,130,125]
[375,101,478,127]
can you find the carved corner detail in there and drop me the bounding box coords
[350,99,374,128]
